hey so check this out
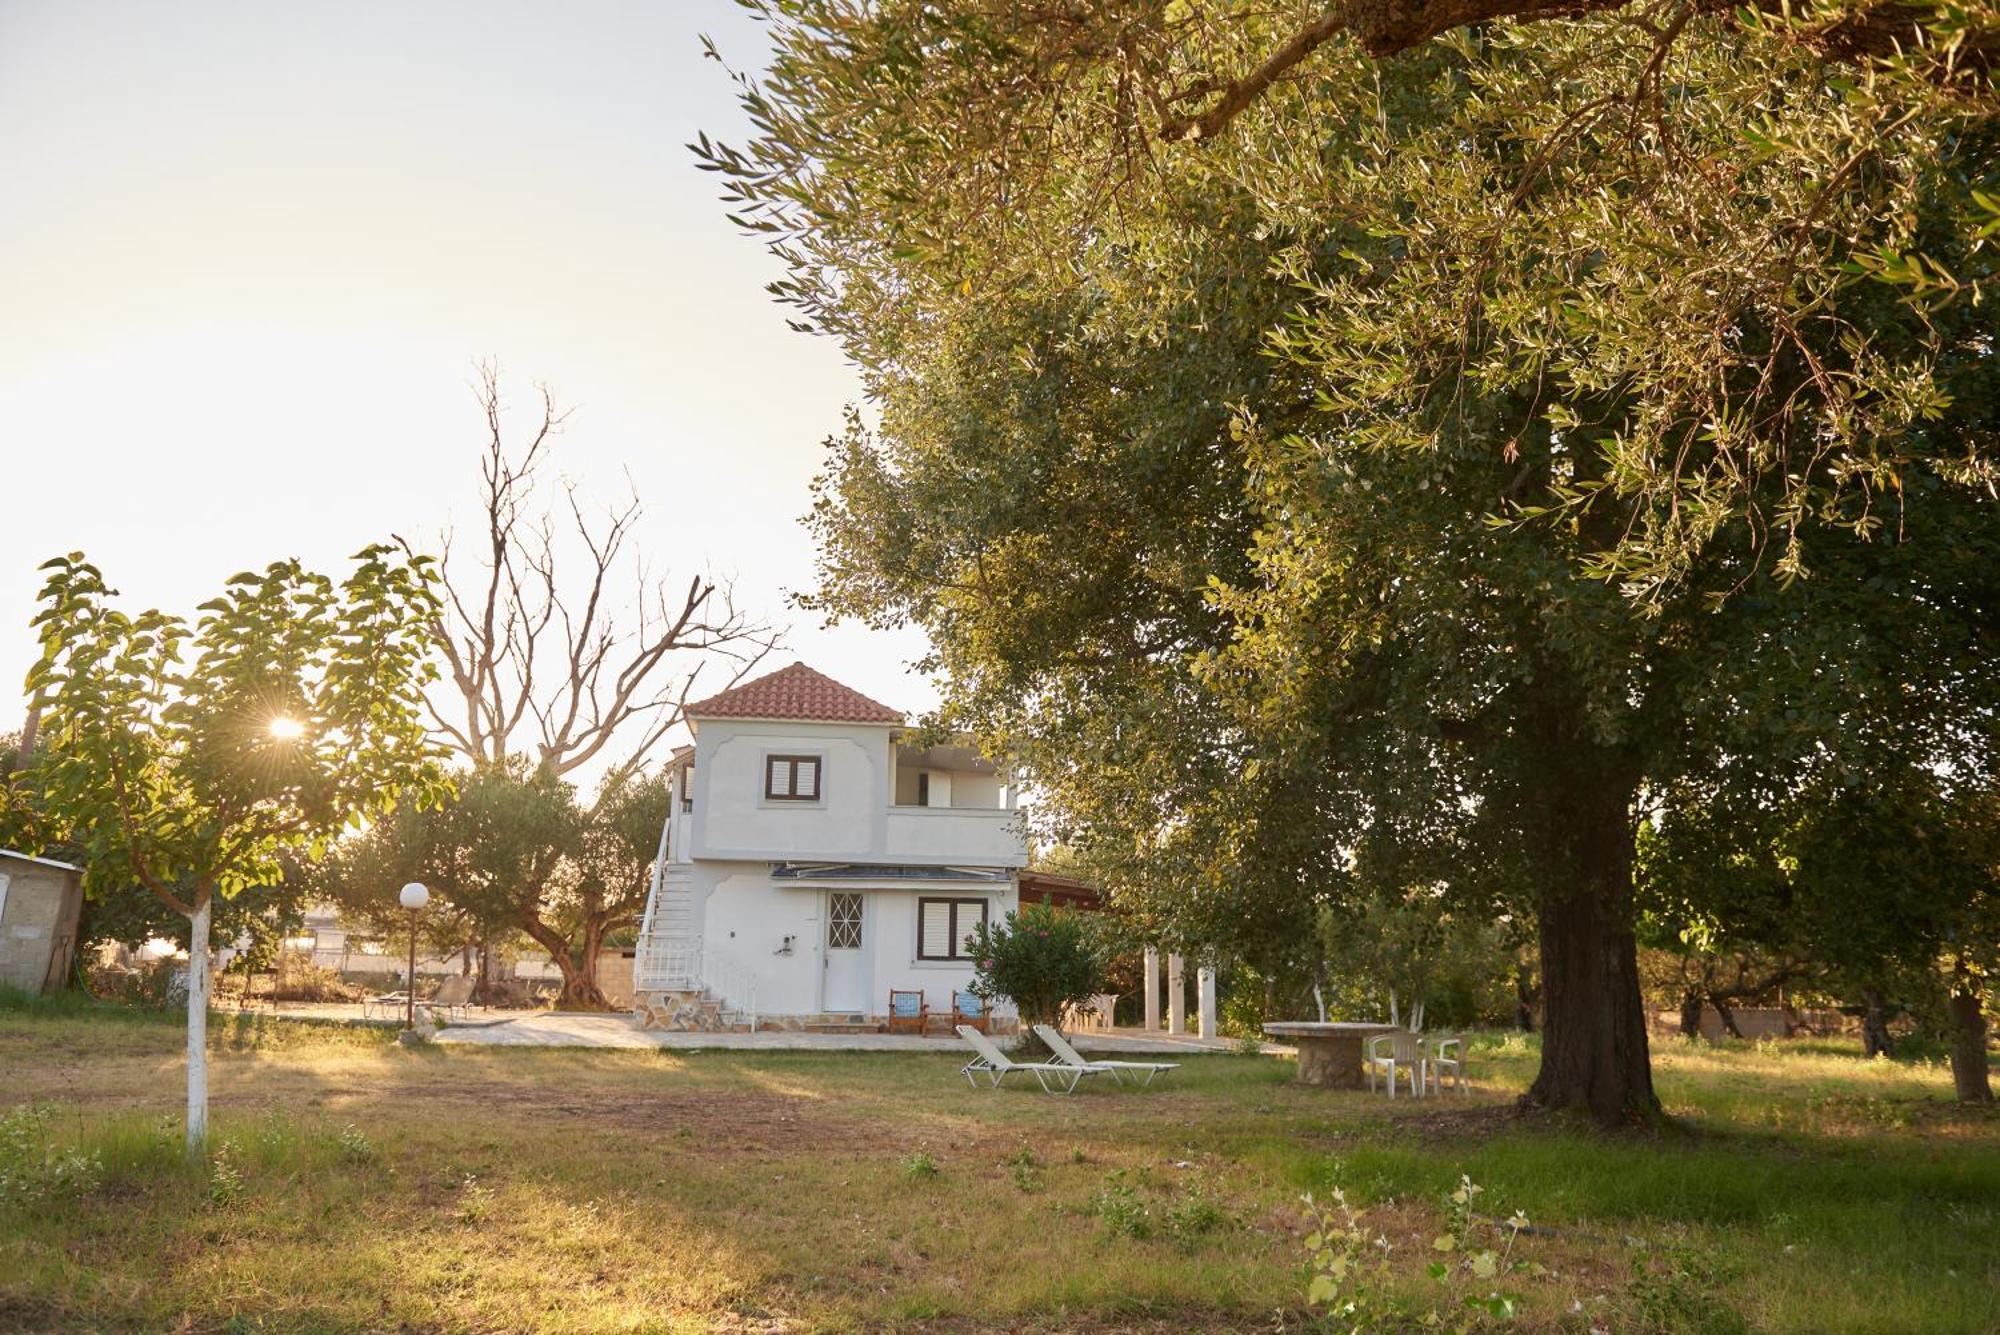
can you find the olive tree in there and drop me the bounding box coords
[702,2,1998,1124]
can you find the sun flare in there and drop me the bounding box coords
[267,716,306,740]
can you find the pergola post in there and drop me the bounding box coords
[1198,965,1217,1040]
[1167,953,1186,1036]
[1143,945,1160,1032]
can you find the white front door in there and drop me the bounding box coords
[821,890,868,1014]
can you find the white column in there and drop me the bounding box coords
[1198,965,1217,1040]
[1143,945,1160,1031]
[1167,953,1186,1035]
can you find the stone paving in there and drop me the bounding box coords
[430,1011,1260,1054]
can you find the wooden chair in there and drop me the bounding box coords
[887,989,928,1034]
[951,989,990,1034]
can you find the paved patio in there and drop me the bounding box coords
[430,1012,1259,1053]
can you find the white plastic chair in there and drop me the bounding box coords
[1426,1033,1470,1095]
[1365,1030,1427,1098]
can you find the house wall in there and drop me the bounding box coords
[691,719,890,861]
[865,885,1017,1020]
[692,865,1020,1020]
[953,771,1001,808]
[698,864,824,1015]
[649,711,1031,1020]
[891,765,1003,810]
[0,858,84,994]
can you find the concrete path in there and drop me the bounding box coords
[431,1012,1258,1054]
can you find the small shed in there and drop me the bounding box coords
[0,849,85,993]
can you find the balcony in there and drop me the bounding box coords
[884,805,1028,867]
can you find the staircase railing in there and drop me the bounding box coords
[631,932,759,1032]
[634,931,701,991]
[699,945,759,1033]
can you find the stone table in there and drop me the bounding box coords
[1262,1021,1402,1088]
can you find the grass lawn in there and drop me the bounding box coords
[1,999,1995,1333]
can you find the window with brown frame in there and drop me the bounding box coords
[917,898,988,961]
[764,754,822,801]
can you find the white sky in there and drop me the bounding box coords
[0,0,933,750]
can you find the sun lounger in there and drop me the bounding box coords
[362,989,411,1021]
[423,974,476,1021]
[1033,1024,1179,1087]
[956,1024,1104,1093]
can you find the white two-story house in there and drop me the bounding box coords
[631,663,1027,1031]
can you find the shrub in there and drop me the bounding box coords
[269,953,363,1003]
[207,1142,245,1207]
[1163,1176,1227,1241]
[0,1105,103,1204]
[1092,1172,1151,1239]
[1304,1172,1536,1329]
[336,1124,376,1164]
[86,959,181,1010]
[968,902,1104,1037]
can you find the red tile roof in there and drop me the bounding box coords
[685,662,904,725]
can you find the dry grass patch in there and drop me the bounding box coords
[0,1001,1994,1332]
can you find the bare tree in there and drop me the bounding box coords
[419,362,778,793]
[400,364,780,1006]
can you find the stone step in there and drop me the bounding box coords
[803,1021,885,1035]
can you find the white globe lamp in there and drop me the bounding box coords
[398,882,430,1030]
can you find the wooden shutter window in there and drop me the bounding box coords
[919,900,953,958]
[765,754,821,801]
[956,899,988,955]
[917,898,989,961]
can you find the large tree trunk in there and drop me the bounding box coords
[1523,779,1660,1127]
[519,913,613,1010]
[1946,986,1993,1104]
[1861,987,1895,1057]
[1711,994,1744,1039]
[185,897,211,1154]
[476,937,499,1005]
[1515,964,1539,1032]
[1678,990,1705,1040]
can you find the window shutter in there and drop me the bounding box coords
[797,758,820,800]
[766,757,792,798]
[920,901,952,958]
[955,900,987,955]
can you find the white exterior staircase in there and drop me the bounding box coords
[633,864,760,1031]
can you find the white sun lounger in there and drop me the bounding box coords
[1034,1025,1180,1087]
[957,1024,1106,1093]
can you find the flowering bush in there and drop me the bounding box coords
[968,902,1104,1037]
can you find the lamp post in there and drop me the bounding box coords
[399,882,429,1030]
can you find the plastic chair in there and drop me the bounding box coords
[1365,1030,1427,1098]
[1426,1033,1470,1095]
